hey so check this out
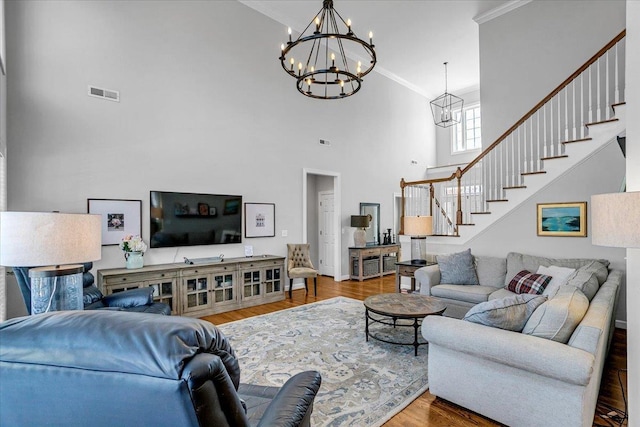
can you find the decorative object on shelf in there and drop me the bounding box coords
[279,0,376,99]
[403,216,433,265]
[430,62,464,128]
[88,199,142,246]
[245,203,276,238]
[120,235,147,269]
[591,192,640,248]
[0,211,102,314]
[351,215,370,247]
[536,202,587,237]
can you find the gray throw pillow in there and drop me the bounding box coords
[437,248,479,285]
[522,286,589,343]
[463,294,547,332]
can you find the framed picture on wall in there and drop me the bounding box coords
[245,203,275,238]
[88,199,142,245]
[536,202,587,237]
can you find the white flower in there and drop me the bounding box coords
[120,234,148,253]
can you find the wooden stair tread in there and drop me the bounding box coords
[486,199,508,203]
[585,118,619,127]
[612,102,626,108]
[541,155,569,161]
[470,212,491,215]
[458,223,475,226]
[431,234,459,237]
[522,171,547,176]
[503,186,527,190]
[562,137,593,144]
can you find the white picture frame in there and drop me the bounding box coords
[88,199,142,246]
[244,203,275,238]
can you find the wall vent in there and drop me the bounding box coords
[88,85,120,102]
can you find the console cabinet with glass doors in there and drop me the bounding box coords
[97,255,285,317]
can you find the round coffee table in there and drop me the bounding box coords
[364,293,446,356]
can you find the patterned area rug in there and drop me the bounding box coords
[217,296,429,427]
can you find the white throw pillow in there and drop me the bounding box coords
[537,265,576,298]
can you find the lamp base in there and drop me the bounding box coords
[410,236,427,265]
[353,228,367,247]
[29,265,84,314]
[410,259,427,266]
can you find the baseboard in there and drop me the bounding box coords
[615,320,627,329]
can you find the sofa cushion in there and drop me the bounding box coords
[536,265,576,298]
[475,256,507,288]
[437,249,479,285]
[506,270,552,295]
[463,294,547,332]
[565,270,600,301]
[431,284,497,304]
[522,286,589,343]
[488,288,516,301]
[576,260,609,285]
[504,252,609,287]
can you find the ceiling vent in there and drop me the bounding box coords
[88,85,120,102]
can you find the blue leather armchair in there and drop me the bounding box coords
[0,310,322,426]
[13,263,170,315]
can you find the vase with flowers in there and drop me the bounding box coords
[120,234,147,269]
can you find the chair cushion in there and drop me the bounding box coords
[522,286,589,343]
[288,267,318,279]
[431,284,496,304]
[488,288,516,301]
[436,249,479,285]
[506,270,552,295]
[463,294,547,332]
[565,270,600,301]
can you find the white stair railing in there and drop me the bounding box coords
[401,30,626,236]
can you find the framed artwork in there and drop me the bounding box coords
[537,202,587,237]
[245,203,275,238]
[88,199,142,245]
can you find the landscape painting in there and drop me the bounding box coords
[537,202,587,237]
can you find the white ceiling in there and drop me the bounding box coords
[240,0,518,99]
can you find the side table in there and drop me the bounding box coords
[395,261,437,293]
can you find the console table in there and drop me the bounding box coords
[97,255,285,317]
[348,244,400,281]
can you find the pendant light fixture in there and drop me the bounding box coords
[430,62,464,128]
[279,0,377,100]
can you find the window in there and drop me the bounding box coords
[452,105,482,153]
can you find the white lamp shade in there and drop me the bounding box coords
[403,216,433,236]
[591,192,640,248]
[0,212,102,266]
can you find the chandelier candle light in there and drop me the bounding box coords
[430,62,464,128]
[279,0,377,99]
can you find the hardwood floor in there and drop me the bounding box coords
[201,275,628,427]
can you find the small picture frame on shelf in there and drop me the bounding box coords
[245,203,275,238]
[88,198,142,246]
[198,203,209,216]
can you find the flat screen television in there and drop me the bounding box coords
[150,191,242,248]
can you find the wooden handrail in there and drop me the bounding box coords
[400,29,626,189]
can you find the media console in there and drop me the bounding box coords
[97,255,285,317]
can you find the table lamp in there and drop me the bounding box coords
[351,215,370,247]
[0,212,102,314]
[591,192,640,248]
[403,215,433,265]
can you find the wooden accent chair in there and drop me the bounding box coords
[286,244,318,298]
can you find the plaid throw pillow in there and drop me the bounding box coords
[507,270,552,295]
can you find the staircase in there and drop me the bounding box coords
[400,30,627,245]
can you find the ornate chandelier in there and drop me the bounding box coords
[279,0,377,100]
[430,62,464,128]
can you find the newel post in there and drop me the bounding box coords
[455,167,463,228]
[400,178,406,235]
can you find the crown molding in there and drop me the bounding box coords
[473,0,533,25]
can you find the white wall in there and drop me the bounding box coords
[625,0,639,420]
[4,0,435,303]
[479,0,626,146]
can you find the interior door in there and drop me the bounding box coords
[318,191,334,276]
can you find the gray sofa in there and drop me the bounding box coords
[417,251,621,427]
